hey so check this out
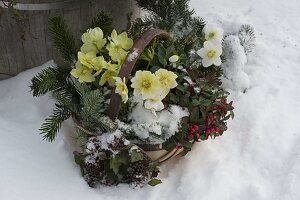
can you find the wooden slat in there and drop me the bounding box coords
[0,0,140,80]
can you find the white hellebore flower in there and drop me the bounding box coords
[144,96,165,116]
[197,41,222,68]
[169,55,179,63]
[204,24,224,44]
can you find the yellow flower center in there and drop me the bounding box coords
[82,69,88,74]
[207,50,216,58]
[142,80,151,89]
[208,32,215,39]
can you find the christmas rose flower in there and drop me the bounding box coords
[78,51,99,69]
[113,77,129,103]
[131,70,161,100]
[80,27,107,54]
[204,24,224,44]
[99,62,120,86]
[71,62,95,83]
[155,69,178,96]
[106,29,133,64]
[197,41,222,67]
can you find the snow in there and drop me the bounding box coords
[1,0,300,199]
[127,103,189,144]
[127,48,139,62]
[222,35,250,92]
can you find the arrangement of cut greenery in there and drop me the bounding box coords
[30,0,239,187]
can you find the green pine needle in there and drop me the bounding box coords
[49,16,77,63]
[90,11,113,37]
[40,104,71,142]
[30,67,59,97]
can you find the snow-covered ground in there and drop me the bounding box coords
[1,0,300,199]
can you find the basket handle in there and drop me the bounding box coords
[108,28,171,120]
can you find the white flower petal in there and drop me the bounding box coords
[213,57,222,66]
[202,59,213,67]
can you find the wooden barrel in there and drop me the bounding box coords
[0,0,140,80]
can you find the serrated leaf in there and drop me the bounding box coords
[148,179,162,186]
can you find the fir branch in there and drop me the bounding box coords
[49,16,77,63]
[30,67,59,97]
[239,24,256,54]
[79,88,111,133]
[73,129,88,151]
[135,0,194,31]
[40,104,71,142]
[52,89,80,115]
[30,66,78,100]
[90,11,113,37]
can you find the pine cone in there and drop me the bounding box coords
[84,161,103,188]
[126,160,148,185]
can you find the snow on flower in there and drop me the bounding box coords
[197,41,222,67]
[128,103,189,144]
[80,27,107,54]
[204,24,224,44]
[144,96,165,115]
[113,77,129,103]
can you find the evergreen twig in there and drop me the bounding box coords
[39,104,71,142]
[239,24,256,54]
[49,16,77,63]
[90,11,113,37]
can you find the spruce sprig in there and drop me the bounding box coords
[49,16,77,63]
[39,104,71,142]
[135,0,194,31]
[239,24,256,54]
[77,85,110,133]
[30,67,59,97]
[90,11,113,37]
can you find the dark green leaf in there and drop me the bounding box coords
[148,179,162,187]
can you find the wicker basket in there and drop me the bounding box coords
[70,28,185,163]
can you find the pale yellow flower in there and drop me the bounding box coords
[155,69,178,95]
[113,77,128,103]
[99,70,118,86]
[99,61,120,86]
[106,44,128,64]
[81,27,107,53]
[78,52,97,69]
[70,62,95,83]
[106,29,133,64]
[131,71,161,100]
[92,56,107,75]
[109,29,133,50]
